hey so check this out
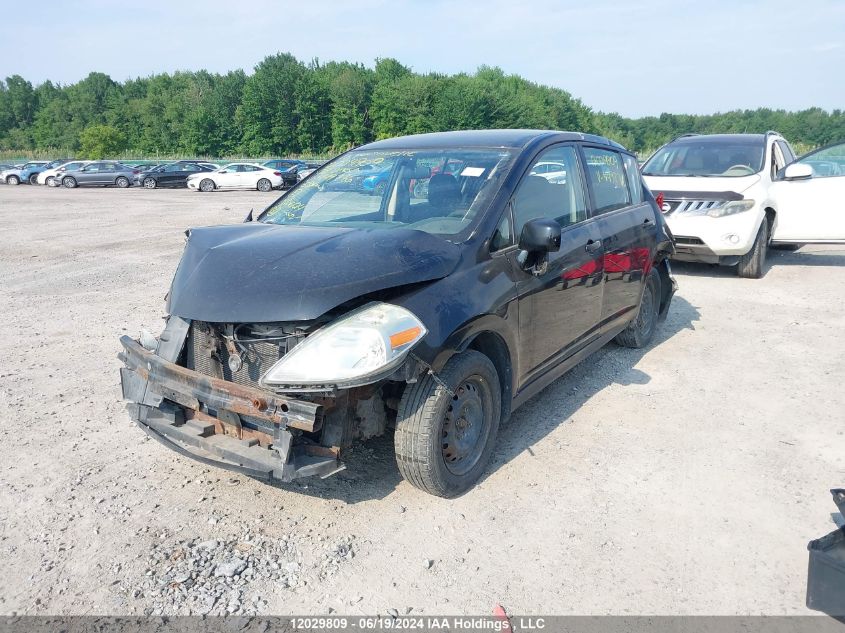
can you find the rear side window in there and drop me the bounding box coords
[511,145,587,234]
[622,154,644,204]
[583,147,631,214]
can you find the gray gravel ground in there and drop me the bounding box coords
[0,186,843,616]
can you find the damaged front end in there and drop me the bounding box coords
[119,314,407,482]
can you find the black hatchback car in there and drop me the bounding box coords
[119,130,676,497]
[136,160,215,189]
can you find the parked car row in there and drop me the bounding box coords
[0,158,323,191]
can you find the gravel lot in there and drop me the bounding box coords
[0,186,843,617]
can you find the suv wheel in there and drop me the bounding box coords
[615,267,661,348]
[395,350,501,498]
[737,220,768,279]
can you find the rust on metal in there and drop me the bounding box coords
[119,335,322,432]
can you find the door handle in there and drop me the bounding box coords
[585,239,602,253]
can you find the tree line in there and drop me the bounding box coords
[1,52,843,159]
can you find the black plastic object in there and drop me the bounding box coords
[806,489,845,618]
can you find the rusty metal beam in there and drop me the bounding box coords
[119,336,322,432]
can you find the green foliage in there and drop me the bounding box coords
[79,124,127,158]
[0,53,842,157]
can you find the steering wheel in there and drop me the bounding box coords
[723,164,755,175]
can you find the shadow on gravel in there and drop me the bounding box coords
[268,295,701,503]
[670,246,845,278]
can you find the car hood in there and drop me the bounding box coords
[643,174,760,196]
[166,222,462,322]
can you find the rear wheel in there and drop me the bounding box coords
[29,174,38,185]
[62,176,77,188]
[199,178,215,192]
[395,350,501,498]
[143,177,157,189]
[115,176,130,188]
[615,267,661,348]
[7,175,19,185]
[737,220,768,279]
[257,178,272,192]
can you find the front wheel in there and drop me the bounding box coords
[62,176,77,188]
[199,178,215,192]
[143,177,157,189]
[395,350,501,498]
[615,267,661,348]
[257,178,272,192]
[115,176,130,188]
[45,176,55,187]
[737,220,768,279]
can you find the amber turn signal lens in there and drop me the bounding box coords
[389,326,422,349]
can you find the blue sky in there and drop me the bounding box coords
[1,0,842,118]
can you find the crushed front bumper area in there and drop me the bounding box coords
[118,332,344,482]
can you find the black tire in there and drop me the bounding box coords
[615,267,661,348]
[737,220,768,279]
[115,176,130,188]
[29,174,38,185]
[395,350,501,498]
[45,176,55,187]
[62,176,77,188]
[257,178,272,192]
[143,177,157,189]
[7,175,19,185]
[199,178,215,193]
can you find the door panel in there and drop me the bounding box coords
[592,204,655,325]
[509,144,604,383]
[772,142,845,242]
[516,221,605,383]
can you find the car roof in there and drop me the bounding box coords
[362,129,625,151]
[671,133,767,145]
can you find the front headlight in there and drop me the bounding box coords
[707,199,755,218]
[260,302,427,389]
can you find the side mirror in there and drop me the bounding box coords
[518,218,562,254]
[784,163,813,180]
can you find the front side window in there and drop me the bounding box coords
[85,163,101,172]
[511,145,587,234]
[583,147,631,214]
[225,164,242,173]
[643,139,765,177]
[797,141,845,178]
[261,148,516,239]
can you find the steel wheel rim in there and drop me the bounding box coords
[636,281,656,336]
[441,375,491,476]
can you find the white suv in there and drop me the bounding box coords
[642,132,845,278]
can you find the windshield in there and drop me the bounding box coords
[260,148,516,238]
[643,139,765,177]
